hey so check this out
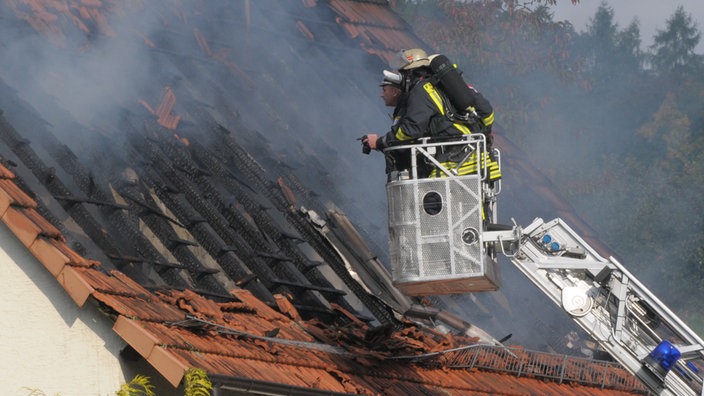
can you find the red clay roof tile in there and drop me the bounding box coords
[0,165,14,179]
[29,236,71,276]
[2,206,43,247]
[274,294,302,321]
[148,345,191,387]
[0,179,37,208]
[56,265,96,306]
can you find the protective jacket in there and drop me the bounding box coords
[378,79,493,146]
[377,78,500,180]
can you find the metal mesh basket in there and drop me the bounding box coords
[388,174,495,294]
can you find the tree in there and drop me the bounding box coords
[649,6,702,77]
[637,93,692,169]
[578,2,643,89]
[585,2,618,60]
[614,20,644,75]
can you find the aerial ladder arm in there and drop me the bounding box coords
[377,135,703,395]
[487,217,704,396]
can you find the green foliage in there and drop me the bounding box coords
[23,370,213,396]
[586,2,618,50]
[650,6,702,77]
[116,375,156,396]
[615,21,644,73]
[637,93,693,167]
[184,368,213,396]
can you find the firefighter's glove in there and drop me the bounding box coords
[359,135,372,155]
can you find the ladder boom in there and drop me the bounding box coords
[493,217,704,395]
[379,135,704,395]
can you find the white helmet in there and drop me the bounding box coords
[379,69,402,87]
[390,48,430,70]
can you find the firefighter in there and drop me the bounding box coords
[377,70,412,174]
[362,49,499,180]
[379,70,403,107]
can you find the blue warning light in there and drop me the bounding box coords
[648,340,681,371]
[541,234,560,251]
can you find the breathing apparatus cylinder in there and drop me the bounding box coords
[429,54,475,113]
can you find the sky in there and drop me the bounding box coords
[551,0,704,52]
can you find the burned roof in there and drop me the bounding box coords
[0,0,646,394]
[0,157,647,394]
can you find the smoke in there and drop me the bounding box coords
[0,5,152,133]
[0,0,656,356]
[0,1,391,245]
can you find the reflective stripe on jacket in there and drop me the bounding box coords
[428,151,502,180]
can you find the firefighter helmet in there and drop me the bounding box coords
[390,48,430,70]
[379,70,402,87]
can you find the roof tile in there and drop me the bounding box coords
[29,236,70,276]
[0,179,37,208]
[113,315,161,359]
[0,184,12,218]
[56,265,96,307]
[0,164,15,179]
[48,238,98,267]
[274,294,302,321]
[23,207,63,240]
[2,206,42,247]
[148,345,190,387]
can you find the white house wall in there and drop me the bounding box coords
[0,222,129,396]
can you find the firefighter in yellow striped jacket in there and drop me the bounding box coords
[363,49,500,181]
